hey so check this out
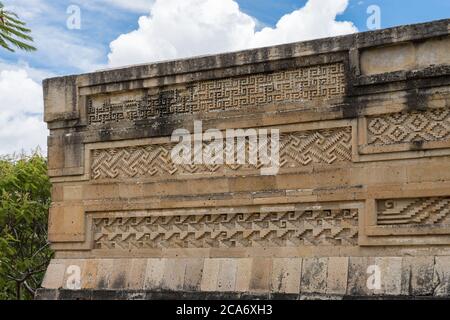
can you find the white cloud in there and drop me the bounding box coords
[108,0,256,67]
[0,60,55,83]
[2,0,52,20]
[100,0,154,13]
[107,0,357,67]
[0,68,48,156]
[250,0,358,48]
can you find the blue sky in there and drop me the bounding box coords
[239,0,450,30]
[1,0,449,76]
[0,0,449,155]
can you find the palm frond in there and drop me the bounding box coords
[0,35,14,52]
[2,12,25,25]
[0,33,36,52]
[0,24,34,41]
[0,3,36,52]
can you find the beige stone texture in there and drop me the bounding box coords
[326,257,349,295]
[144,259,166,290]
[235,258,253,292]
[433,256,450,297]
[201,259,220,292]
[271,258,302,294]
[401,257,435,296]
[374,257,403,296]
[48,205,84,243]
[127,259,147,289]
[300,258,328,294]
[183,258,204,291]
[347,257,376,296]
[249,258,272,293]
[95,259,114,289]
[41,260,66,289]
[217,259,238,292]
[161,259,187,291]
[39,20,450,298]
[360,37,450,75]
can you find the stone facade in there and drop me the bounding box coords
[38,19,450,299]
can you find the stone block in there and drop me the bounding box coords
[144,259,166,291]
[300,258,328,294]
[48,205,85,243]
[271,258,302,294]
[326,257,349,295]
[201,259,220,292]
[401,256,435,296]
[183,258,204,291]
[347,257,376,296]
[433,256,450,297]
[235,258,253,293]
[41,260,66,289]
[217,259,238,292]
[249,258,272,293]
[161,259,187,291]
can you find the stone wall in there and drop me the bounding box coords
[38,19,450,299]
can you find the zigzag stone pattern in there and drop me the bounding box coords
[87,63,345,125]
[377,197,450,226]
[91,127,352,180]
[367,108,450,145]
[93,208,359,250]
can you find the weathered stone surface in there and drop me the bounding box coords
[271,258,302,294]
[41,260,66,289]
[374,257,403,296]
[401,257,435,296]
[249,258,272,293]
[301,258,328,294]
[433,256,450,296]
[144,259,165,290]
[38,19,450,299]
[326,257,349,295]
[183,258,204,291]
[347,257,376,296]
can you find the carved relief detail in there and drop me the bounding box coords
[87,63,345,125]
[367,109,450,145]
[377,197,450,226]
[93,208,359,250]
[90,127,352,180]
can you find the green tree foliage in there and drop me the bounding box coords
[0,152,52,300]
[0,1,36,52]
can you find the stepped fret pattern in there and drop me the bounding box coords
[377,197,450,225]
[93,208,359,250]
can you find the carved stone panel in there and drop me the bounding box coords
[367,109,450,146]
[90,127,352,180]
[377,197,450,226]
[93,207,359,250]
[87,62,346,125]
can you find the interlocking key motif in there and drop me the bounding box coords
[93,208,359,250]
[87,63,346,125]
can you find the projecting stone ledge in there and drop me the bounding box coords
[36,256,450,300]
[39,19,450,299]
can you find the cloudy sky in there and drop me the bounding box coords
[0,0,449,155]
